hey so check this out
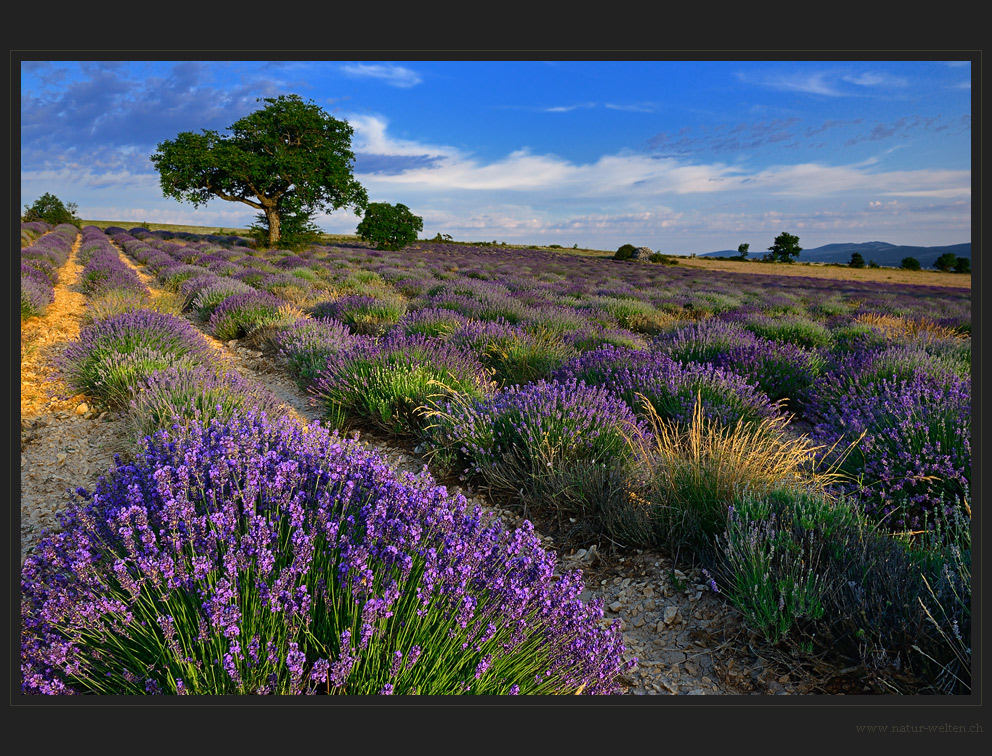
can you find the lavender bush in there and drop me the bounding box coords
[206,290,288,341]
[21,412,632,694]
[275,317,360,387]
[425,378,648,515]
[60,310,219,407]
[312,332,495,435]
[127,364,288,440]
[552,345,779,429]
[810,370,971,532]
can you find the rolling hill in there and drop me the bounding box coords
[702,241,971,269]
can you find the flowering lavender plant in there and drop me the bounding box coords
[811,370,971,531]
[60,310,219,407]
[206,290,287,341]
[553,344,779,429]
[275,316,360,387]
[312,332,495,435]
[21,412,631,694]
[426,377,648,503]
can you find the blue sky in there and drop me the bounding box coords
[19,58,972,254]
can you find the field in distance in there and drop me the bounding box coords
[80,220,971,290]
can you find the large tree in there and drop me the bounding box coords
[150,94,368,246]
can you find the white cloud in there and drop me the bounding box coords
[338,63,422,88]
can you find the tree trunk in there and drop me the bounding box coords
[264,205,281,246]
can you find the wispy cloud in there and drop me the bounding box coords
[338,63,422,88]
[739,67,908,97]
[542,102,597,112]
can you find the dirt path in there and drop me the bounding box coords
[20,236,134,563]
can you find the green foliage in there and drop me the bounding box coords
[614,243,637,261]
[356,202,424,251]
[933,252,958,271]
[150,94,368,247]
[900,256,921,271]
[247,193,324,250]
[849,251,865,268]
[737,243,749,259]
[648,252,678,265]
[953,256,970,274]
[766,232,802,263]
[22,192,80,227]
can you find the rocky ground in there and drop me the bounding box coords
[20,236,855,697]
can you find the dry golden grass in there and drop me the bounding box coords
[671,256,971,289]
[853,312,968,340]
[631,392,849,551]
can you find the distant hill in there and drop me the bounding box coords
[702,242,971,269]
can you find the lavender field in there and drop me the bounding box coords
[20,224,972,695]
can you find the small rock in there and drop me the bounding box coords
[75,403,89,415]
[663,606,680,626]
[608,601,623,613]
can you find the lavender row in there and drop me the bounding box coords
[20,222,77,318]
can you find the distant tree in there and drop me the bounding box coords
[900,256,921,271]
[737,243,749,259]
[767,232,802,263]
[867,259,880,269]
[22,192,80,227]
[848,251,865,268]
[356,202,423,251]
[150,94,368,247]
[934,252,958,272]
[953,256,971,274]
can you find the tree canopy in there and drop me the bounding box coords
[356,202,424,251]
[767,232,802,263]
[22,192,80,226]
[150,94,368,246]
[934,252,959,272]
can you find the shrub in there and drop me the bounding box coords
[425,378,647,509]
[552,345,779,429]
[637,394,838,558]
[478,327,577,388]
[710,488,971,693]
[614,244,637,261]
[60,311,218,407]
[127,363,288,442]
[312,332,494,435]
[20,277,53,319]
[393,307,470,339]
[310,294,407,336]
[21,412,633,695]
[933,252,958,272]
[206,290,287,341]
[275,317,360,387]
[188,278,256,320]
[653,318,825,406]
[82,289,183,326]
[811,371,971,532]
[22,192,80,226]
